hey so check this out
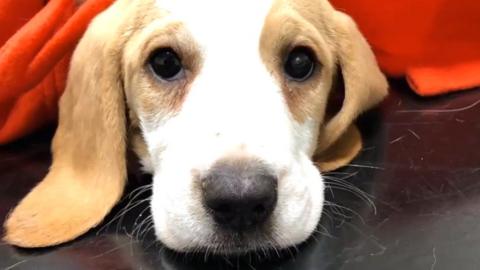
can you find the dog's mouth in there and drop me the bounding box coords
[183,228,282,255]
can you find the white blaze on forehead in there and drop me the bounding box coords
[156,0,277,77]
[157,1,276,40]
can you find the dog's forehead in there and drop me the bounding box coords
[155,0,277,49]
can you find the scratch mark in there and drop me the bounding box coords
[389,136,405,144]
[4,259,28,270]
[407,129,421,140]
[397,99,480,113]
[373,217,390,230]
[344,223,387,258]
[370,244,387,257]
[446,178,467,199]
[431,247,437,270]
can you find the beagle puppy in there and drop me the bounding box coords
[3,0,388,254]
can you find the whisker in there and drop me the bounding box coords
[314,223,334,238]
[132,202,152,233]
[345,163,385,170]
[132,213,153,240]
[97,184,152,234]
[115,197,152,234]
[138,219,155,240]
[323,179,377,214]
[324,201,367,225]
[323,171,359,181]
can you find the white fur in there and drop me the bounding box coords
[137,0,325,253]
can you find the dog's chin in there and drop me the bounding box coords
[153,208,321,256]
[182,230,280,255]
[152,205,322,256]
[157,227,309,256]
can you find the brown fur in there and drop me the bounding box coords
[315,9,389,153]
[260,1,335,124]
[3,0,139,247]
[123,20,203,119]
[261,0,388,170]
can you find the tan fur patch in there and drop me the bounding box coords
[122,19,203,120]
[260,0,387,162]
[3,0,154,248]
[259,3,335,124]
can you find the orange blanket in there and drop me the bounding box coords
[0,0,113,144]
[331,0,480,96]
[1,0,479,144]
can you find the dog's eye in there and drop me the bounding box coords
[148,48,183,81]
[284,47,316,81]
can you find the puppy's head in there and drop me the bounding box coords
[3,0,387,254]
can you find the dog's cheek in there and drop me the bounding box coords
[151,171,187,248]
[292,117,322,158]
[273,156,324,247]
[151,179,194,251]
[150,163,214,251]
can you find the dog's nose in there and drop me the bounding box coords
[201,159,278,231]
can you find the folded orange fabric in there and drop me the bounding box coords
[0,0,114,144]
[1,1,480,144]
[331,0,480,96]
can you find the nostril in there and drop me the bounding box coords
[212,203,231,213]
[209,204,233,215]
[208,202,235,223]
[253,204,266,215]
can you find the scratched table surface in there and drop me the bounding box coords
[1,80,480,270]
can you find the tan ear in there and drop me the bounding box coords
[3,2,131,248]
[314,124,361,172]
[314,11,388,168]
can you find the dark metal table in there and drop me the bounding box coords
[1,80,480,270]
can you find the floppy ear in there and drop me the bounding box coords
[314,11,388,172]
[3,2,131,248]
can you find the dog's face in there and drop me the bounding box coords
[126,0,333,253]
[4,0,387,254]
